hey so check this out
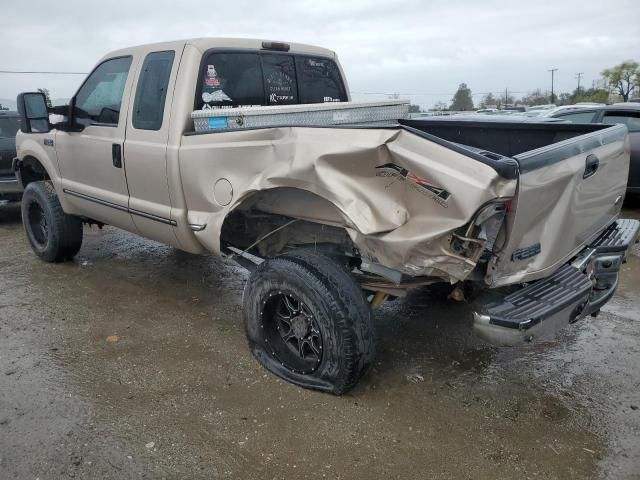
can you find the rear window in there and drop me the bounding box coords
[197,52,347,110]
[0,117,20,138]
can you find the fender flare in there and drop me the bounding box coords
[14,155,53,188]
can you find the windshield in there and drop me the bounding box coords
[0,117,20,138]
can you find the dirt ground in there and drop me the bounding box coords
[1,201,639,480]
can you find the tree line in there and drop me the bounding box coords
[440,60,640,111]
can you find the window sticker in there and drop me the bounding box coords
[201,63,233,108]
[263,56,296,105]
[205,65,222,87]
[202,90,232,103]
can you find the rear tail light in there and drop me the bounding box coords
[451,199,512,260]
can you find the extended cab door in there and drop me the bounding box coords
[122,46,183,247]
[55,56,138,231]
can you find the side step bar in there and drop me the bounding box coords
[474,218,639,346]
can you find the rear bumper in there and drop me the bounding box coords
[474,218,639,346]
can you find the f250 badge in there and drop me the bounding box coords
[375,163,450,207]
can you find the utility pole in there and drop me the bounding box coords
[505,88,508,107]
[548,68,558,104]
[575,72,584,92]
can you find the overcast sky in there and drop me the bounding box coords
[1,0,638,108]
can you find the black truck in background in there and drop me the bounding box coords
[0,110,22,201]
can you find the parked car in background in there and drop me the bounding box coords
[521,104,557,117]
[0,110,23,201]
[523,103,603,118]
[551,103,640,194]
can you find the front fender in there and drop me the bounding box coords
[16,131,61,184]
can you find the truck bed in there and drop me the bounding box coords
[399,118,610,158]
[399,118,630,286]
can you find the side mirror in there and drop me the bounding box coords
[17,92,50,134]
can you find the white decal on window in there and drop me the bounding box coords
[202,90,232,103]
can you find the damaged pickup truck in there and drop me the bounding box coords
[14,38,639,394]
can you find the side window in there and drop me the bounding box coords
[295,57,347,104]
[554,111,596,123]
[133,50,175,130]
[75,56,132,126]
[602,112,640,133]
[199,53,263,109]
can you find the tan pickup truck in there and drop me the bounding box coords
[14,38,639,394]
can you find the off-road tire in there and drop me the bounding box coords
[21,180,83,262]
[243,251,376,395]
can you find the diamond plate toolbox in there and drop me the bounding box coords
[191,100,410,133]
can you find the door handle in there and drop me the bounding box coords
[112,143,122,168]
[583,153,599,179]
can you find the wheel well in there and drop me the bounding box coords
[220,188,355,258]
[18,156,50,187]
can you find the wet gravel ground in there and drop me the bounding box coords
[1,201,639,479]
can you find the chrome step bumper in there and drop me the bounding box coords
[474,218,640,346]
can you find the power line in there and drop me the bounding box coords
[0,70,88,75]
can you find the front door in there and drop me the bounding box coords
[56,55,138,231]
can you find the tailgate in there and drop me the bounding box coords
[488,124,629,287]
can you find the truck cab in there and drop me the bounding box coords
[16,38,350,250]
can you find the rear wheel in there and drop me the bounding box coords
[21,181,83,262]
[243,251,376,395]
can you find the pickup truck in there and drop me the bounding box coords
[14,38,639,394]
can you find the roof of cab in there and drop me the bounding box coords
[102,37,336,62]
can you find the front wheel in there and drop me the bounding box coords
[243,251,376,395]
[21,181,83,262]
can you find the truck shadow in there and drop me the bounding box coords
[369,285,498,384]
